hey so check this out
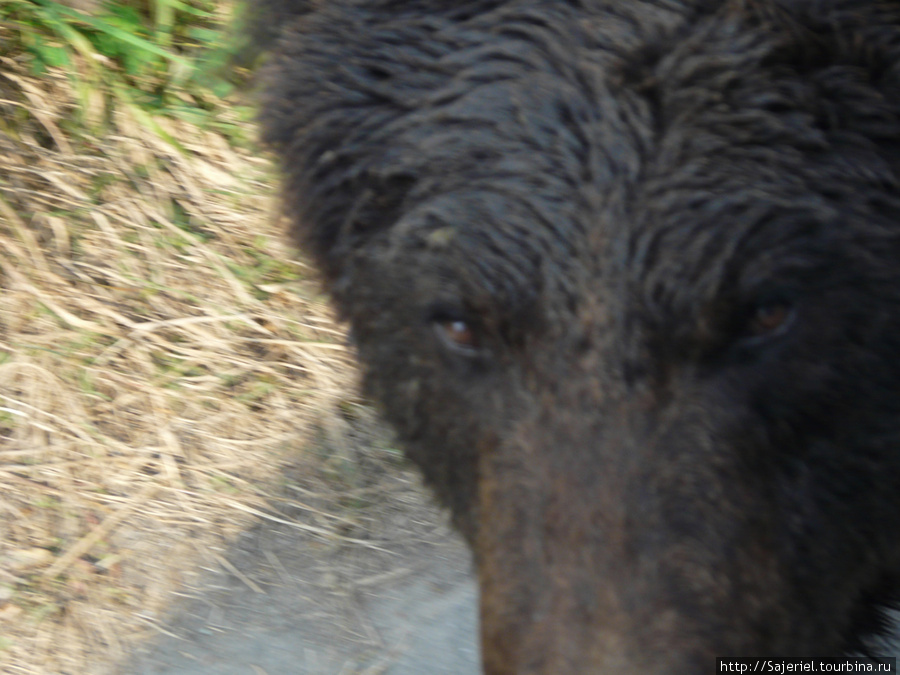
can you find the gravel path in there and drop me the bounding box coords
[122,467,480,675]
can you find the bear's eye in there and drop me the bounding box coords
[434,318,480,355]
[745,300,795,340]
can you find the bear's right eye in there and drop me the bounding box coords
[434,318,480,355]
[733,296,796,350]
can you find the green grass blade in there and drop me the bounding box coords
[153,0,176,48]
[30,0,192,67]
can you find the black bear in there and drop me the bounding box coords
[255,1,900,672]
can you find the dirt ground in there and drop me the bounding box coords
[120,454,480,675]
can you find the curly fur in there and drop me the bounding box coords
[255,1,900,672]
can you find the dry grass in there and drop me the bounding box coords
[0,43,364,674]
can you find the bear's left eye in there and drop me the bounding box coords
[744,300,795,341]
[434,318,480,355]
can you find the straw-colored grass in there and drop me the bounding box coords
[0,41,362,674]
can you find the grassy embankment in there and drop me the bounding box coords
[0,3,394,671]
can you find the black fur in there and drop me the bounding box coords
[255,1,900,672]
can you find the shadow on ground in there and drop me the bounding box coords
[122,450,480,675]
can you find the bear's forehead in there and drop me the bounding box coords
[395,14,832,223]
[325,1,890,328]
[395,62,837,297]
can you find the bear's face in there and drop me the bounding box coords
[260,0,900,670]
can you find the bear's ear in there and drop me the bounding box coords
[256,5,432,282]
[234,0,318,70]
